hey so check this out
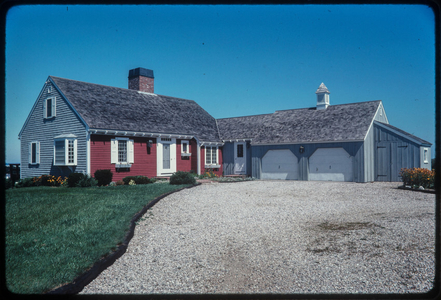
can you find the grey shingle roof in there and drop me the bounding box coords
[217,101,382,144]
[375,121,432,146]
[50,76,220,142]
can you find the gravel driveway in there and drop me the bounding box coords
[80,181,435,294]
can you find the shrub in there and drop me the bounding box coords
[76,174,97,187]
[170,171,196,185]
[94,169,113,186]
[115,180,125,186]
[16,177,36,188]
[5,178,13,189]
[122,175,150,185]
[67,173,85,188]
[399,168,435,189]
[134,175,150,185]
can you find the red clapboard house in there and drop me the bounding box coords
[19,68,223,181]
[19,67,431,182]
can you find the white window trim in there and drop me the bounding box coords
[205,146,220,168]
[111,137,134,167]
[47,86,52,93]
[53,138,77,166]
[29,141,40,165]
[423,148,429,163]
[43,97,56,119]
[181,140,191,156]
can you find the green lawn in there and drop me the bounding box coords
[5,183,191,294]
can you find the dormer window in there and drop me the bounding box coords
[44,97,56,119]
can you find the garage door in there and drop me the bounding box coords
[261,149,298,180]
[309,148,353,182]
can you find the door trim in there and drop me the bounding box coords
[233,142,246,174]
[157,138,177,176]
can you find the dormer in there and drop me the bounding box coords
[316,82,330,110]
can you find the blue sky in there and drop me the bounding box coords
[5,4,436,163]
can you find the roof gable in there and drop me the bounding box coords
[217,101,382,144]
[374,121,432,146]
[50,76,220,142]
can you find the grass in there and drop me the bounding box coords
[5,183,191,294]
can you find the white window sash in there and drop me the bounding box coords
[205,146,218,165]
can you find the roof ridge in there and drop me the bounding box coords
[50,75,198,102]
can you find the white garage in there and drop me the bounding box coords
[309,148,353,182]
[261,149,299,180]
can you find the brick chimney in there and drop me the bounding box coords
[128,67,154,93]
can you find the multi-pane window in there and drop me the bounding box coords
[111,138,134,166]
[54,138,77,166]
[68,140,75,164]
[118,140,128,163]
[205,146,218,165]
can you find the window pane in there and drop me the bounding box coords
[68,140,75,164]
[46,99,52,117]
[212,147,217,164]
[55,140,65,165]
[118,140,127,163]
[237,144,243,158]
[206,147,211,164]
[182,143,187,153]
[31,143,36,164]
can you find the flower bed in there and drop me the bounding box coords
[399,168,435,190]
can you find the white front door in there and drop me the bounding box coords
[157,138,177,176]
[234,142,246,174]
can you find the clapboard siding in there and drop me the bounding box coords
[251,142,364,182]
[20,81,87,178]
[90,135,157,181]
[222,142,235,175]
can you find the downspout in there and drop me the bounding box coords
[86,130,91,175]
[194,137,201,175]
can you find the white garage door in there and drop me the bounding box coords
[309,148,353,182]
[261,149,298,180]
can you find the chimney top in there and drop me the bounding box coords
[128,67,154,79]
[128,67,155,93]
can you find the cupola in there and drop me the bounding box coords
[315,82,330,110]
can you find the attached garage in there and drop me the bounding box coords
[309,148,353,182]
[261,149,299,180]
